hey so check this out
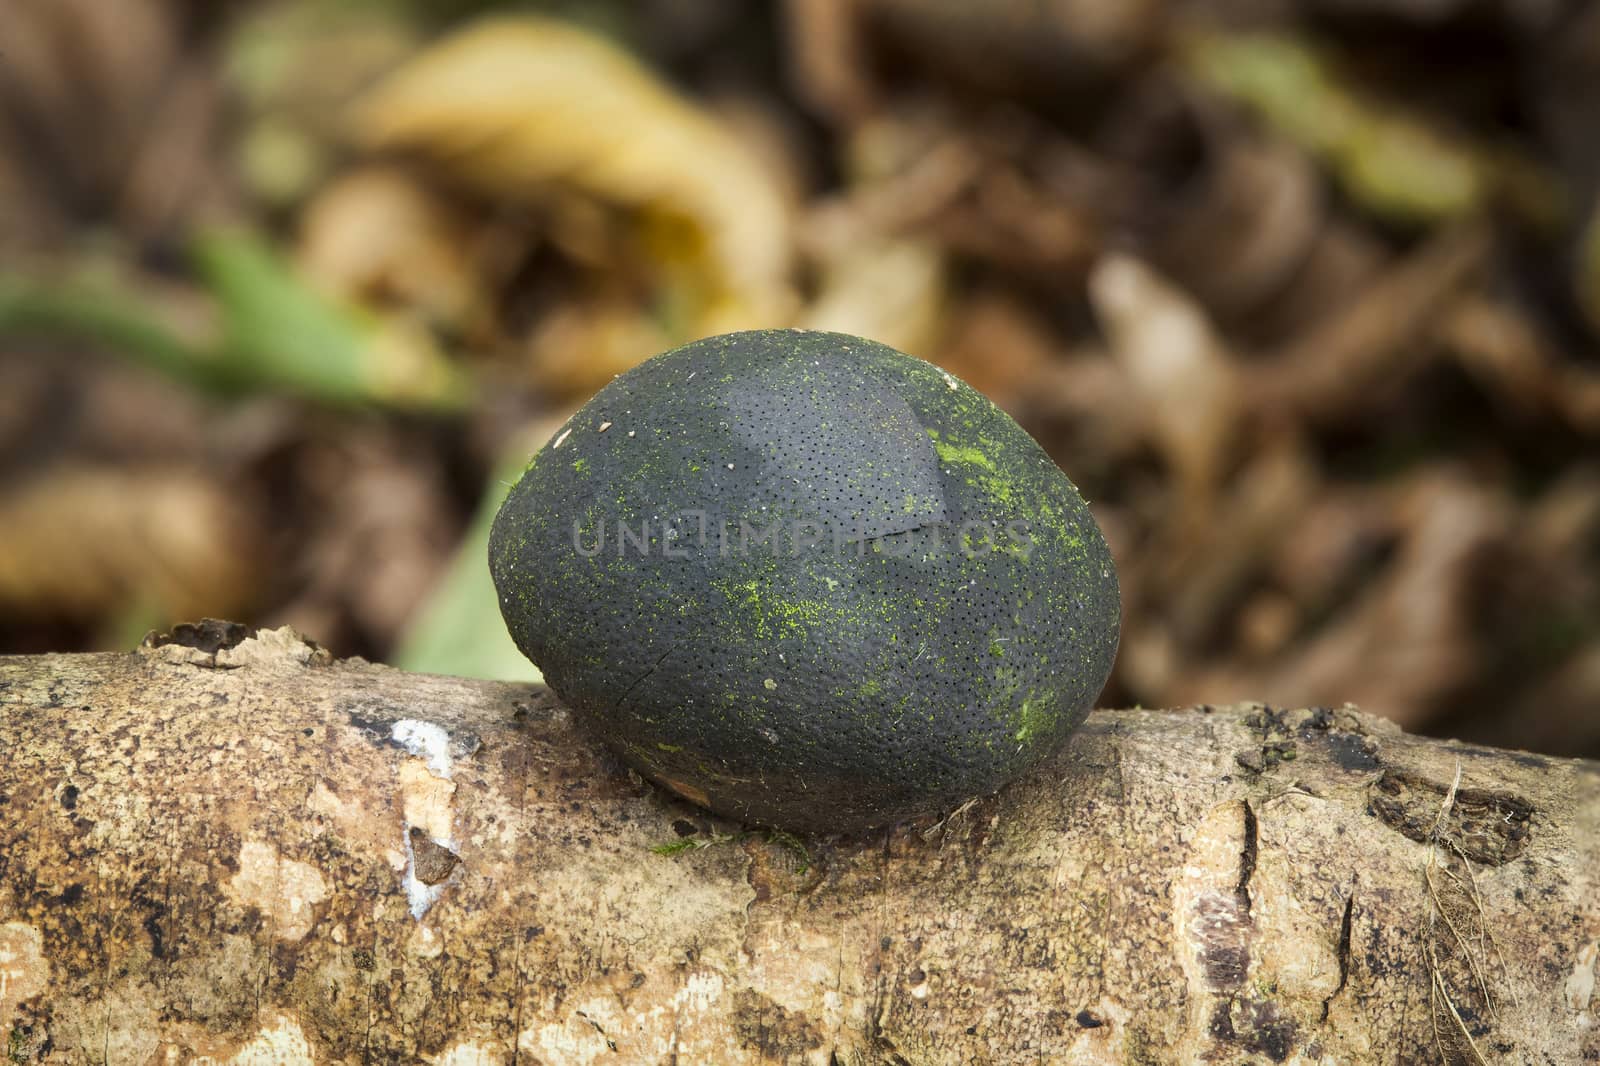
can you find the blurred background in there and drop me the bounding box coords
[1,0,1597,758]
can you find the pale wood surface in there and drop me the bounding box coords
[1,625,1597,1064]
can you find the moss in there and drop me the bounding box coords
[764,828,812,873]
[925,429,996,471]
[650,832,737,856]
[1011,694,1055,745]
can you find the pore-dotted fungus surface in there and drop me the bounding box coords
[489,329,1120,833]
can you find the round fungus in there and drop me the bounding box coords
[489,329,1120,834]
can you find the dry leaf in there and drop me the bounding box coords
[1578,197,1600,335]
[0,0,222,241]
[524,302,674,405]
[0,466,256,623]
[932,291,1067,412]
[1259,222,1491,420]
[1190,473,1510,725]
[297,166,490,340]
[350,15,796,334]
[1153,135,1325,321]
[800,238,944,357]
[271,428,460,651]
[1089,254,1241,516]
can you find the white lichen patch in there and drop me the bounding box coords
[1566,939,1598,1014]
[395,746,459,920]
[224,841,329,942]
[408,920,445,960]
[674,968,726,1013]
[427,1042,505,1066]
[392,719,455,779]
[0,921,48,1018]
[226,1013,315,1066]
[519,1014,616,1066]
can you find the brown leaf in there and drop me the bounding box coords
[297,166,491,340]
[1089,254,1242,517]
[349,15,796,335]
[1257,222,1492,420]
[0,466,257,623]
[1189,473,1511,727]
[800,239,945,358]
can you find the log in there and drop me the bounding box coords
[1,623,1596,1065]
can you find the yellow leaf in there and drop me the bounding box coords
[349,15,795,332]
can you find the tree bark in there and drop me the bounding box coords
[1,625,1597,1065]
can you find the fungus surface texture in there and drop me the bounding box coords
[489,329,1119,832]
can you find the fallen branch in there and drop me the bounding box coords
[1,624,1596,1063]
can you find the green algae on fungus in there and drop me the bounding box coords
[489,329,1120,834]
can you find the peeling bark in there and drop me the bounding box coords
[1,626,1598,1064]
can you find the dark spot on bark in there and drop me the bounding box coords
[142,908,168,960]
[1322,892,1355,1021]
[343,701,420,745]
[1322,732,1381,772]
[303,727,315,737]
[907,967,926,985]
[1234,749,1265,774]
[408,828,460,885]
[351,948,375,971]
[59,882,84,905]
[1236,800,1258,907]
[1194,894,1251,990]
[6,1021,52,1062]
[1210,998,1297,1062]
[1208,1002,1234,1040]
[1075,1009,1105,1028]
[1368,769,1533,864]
[575,1011,618,1052]
[672,819,699,837]
[142,618,255,654]
[730,988,823,1055]
[59,784,78,810]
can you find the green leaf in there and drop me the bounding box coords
[0,272,229,390]
[392,445,543,683]
[0,230,475,410]
[192,227,472,410]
